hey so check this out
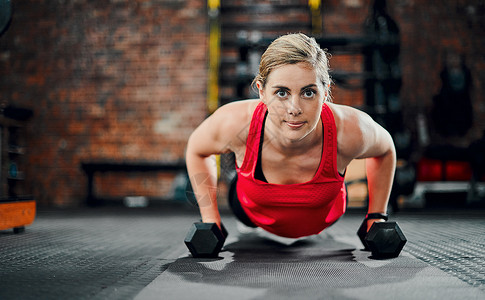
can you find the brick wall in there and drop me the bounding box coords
[0,0,208,206]
[323,0,485,141]
[0,0,484,207]
[394,0,485,141]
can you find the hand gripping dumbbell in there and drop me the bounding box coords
[357,213,407,259]
[184,222,228,258]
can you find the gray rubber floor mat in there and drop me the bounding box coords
[136,220,485,300]
[1,207,484,300]
[0,208,192,300]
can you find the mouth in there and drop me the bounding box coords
[285,121,305,130]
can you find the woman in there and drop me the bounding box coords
[186,33,396,238]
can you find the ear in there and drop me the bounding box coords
[256,81,265,100]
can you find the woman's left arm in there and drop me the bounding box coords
[358,112,397,229]
[330,103,397,230]
[364,129,396,227]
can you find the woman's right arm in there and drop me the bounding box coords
[185,101,253,228]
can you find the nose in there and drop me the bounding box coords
[287,97,302,116]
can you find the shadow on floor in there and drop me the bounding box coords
[166,232,426,299]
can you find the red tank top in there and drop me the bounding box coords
[236,102,346,238]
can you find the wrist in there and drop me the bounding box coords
[365,213,388,221]
[201,217,221,227]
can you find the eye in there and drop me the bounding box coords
[276,90,288,98]
[302,89,316,98]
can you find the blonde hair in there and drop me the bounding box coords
[252,33,332,99]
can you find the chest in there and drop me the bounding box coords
[261,144,323,185]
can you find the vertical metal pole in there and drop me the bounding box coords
[207,0,221,177]
[207,0,221,115]
[309,0,322,35]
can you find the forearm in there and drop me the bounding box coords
[365,147,396,216]
[186,151,221,227]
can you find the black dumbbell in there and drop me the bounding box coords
[357,219,407,259]
[184,222,228,258]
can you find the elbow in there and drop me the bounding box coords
[185,132,204,165]
[185,133,195,160]
[387,131,397,162]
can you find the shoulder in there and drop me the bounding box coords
[326,102,372,128]
[210,99,260,133]
[213,99,260,120]
[200,99,261,152]
[326,102,382,159]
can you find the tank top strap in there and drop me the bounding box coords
[319,103,344,180]
[321,103,335,125]
[239,102,267,174]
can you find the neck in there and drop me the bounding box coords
[265,118,323,157]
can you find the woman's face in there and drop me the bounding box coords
[257,62,326,144]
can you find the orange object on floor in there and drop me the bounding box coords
[0,200,36,232]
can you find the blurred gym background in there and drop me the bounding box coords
[0,0,484,216]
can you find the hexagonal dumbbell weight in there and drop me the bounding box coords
[184,222,228,258]
[358,220,407,259]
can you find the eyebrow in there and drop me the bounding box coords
[271,84,317,91]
